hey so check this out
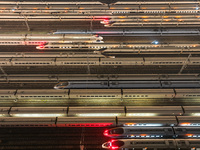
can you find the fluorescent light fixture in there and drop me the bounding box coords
[193,113,200,116]
[78,113,120,117]
[11,114,64,117]
[127,113,156,116]
[124,123,163,127]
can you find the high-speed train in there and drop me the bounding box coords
[0,34,103,46]
[36,41,105,50]
[104,127,200,139]
[36,42,200,51]
[102,139,200,150]
[103,127,174,139]
[54,80,200,89]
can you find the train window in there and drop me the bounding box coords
[111,128,124,134]
[112,141,124,147]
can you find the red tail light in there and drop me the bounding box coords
[39,45,44,49]
[104,130,108,136]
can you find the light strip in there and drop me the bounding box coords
[78,113,120,117]
[11,114,64,117]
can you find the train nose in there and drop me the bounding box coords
[36,45,44,49]
[102,142,110,149]
[54,86,59,89]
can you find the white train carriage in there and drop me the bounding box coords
[62,34,103,40]
[58,74,108,81]
[118,116,177,127]
[0,90,16,99]
[0,107,10,117]
[16,89,69,99]
[0,58,11,66]
[183,106,200,116]
[175,89,200,98]
[67,106,125,117]
[0,52,18,58]
[56,117,116,127]
[11,58,56,66]
[122,89,175,99]
[36,42,106,50]
[189,57,200,65]
[69,89,121,99]
[100,58,144,65]
[126,106,183,116]
[16,4,47,10]
[0,34,25,40]
[178,116,200,127]
[0,117,56,127]
[48,4,107,10]
[22,52,69,58]
[26,34,63,40]
[25,41,49,45]
[176,139,200,148]
[9,107,67,117]
[56,58,99,66]
[0,4,16,10]
[0,40,25,45]
[102,139,176,149]
[144,57,188,65]
[6,74,57,82]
